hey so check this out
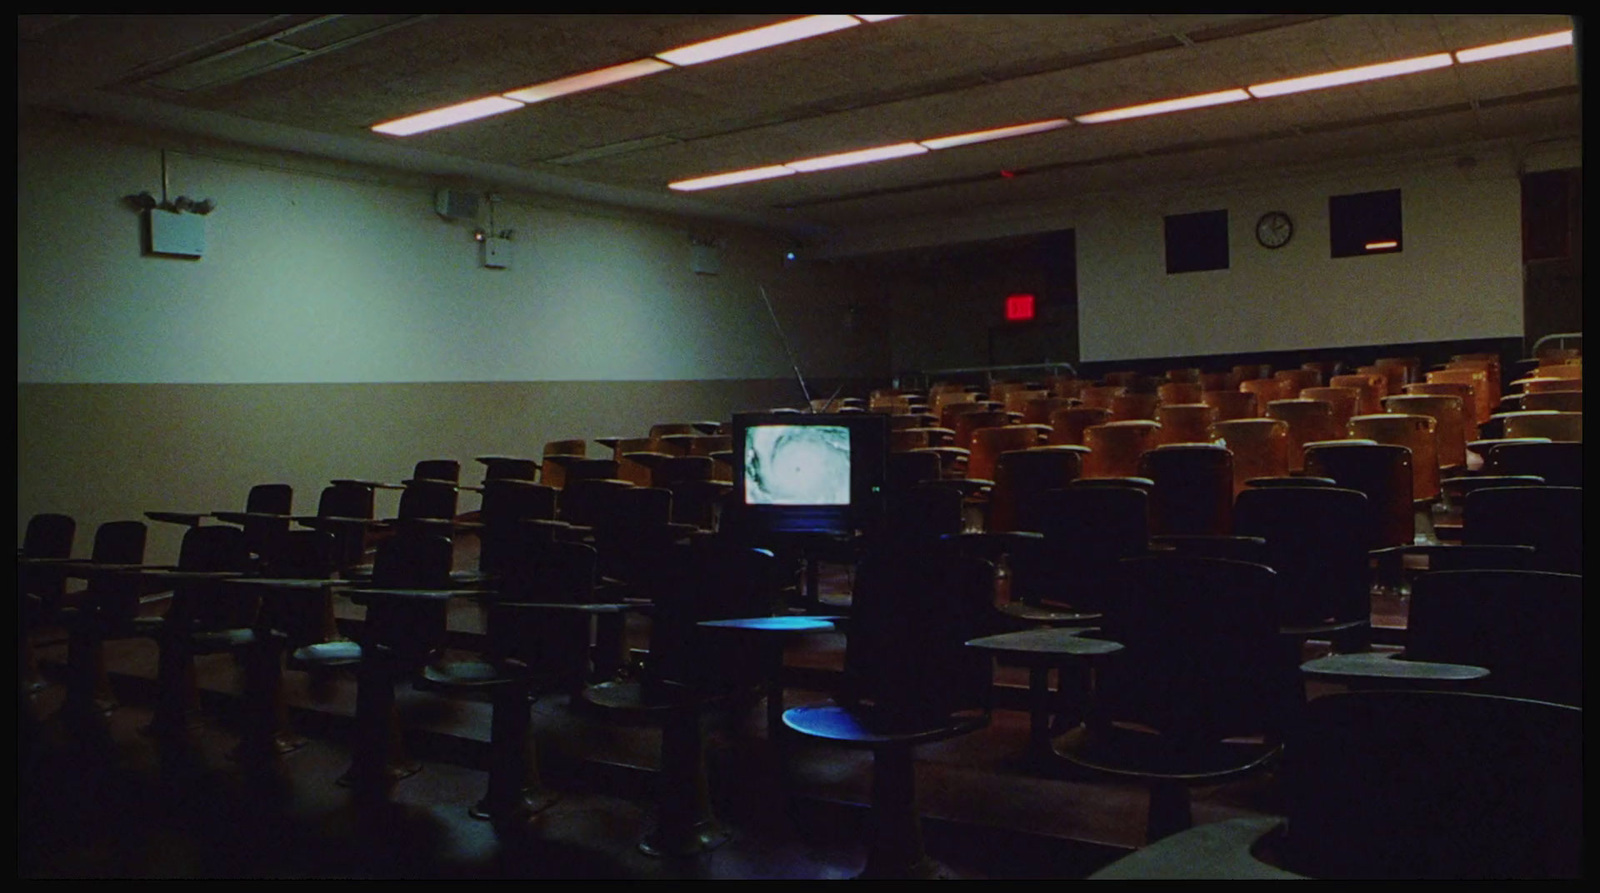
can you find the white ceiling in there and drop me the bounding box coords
[19,14,1581,249]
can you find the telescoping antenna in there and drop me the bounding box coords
[757,284,818,411]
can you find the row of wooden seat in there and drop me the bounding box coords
[20,341,1581,876]
[20,478,1581,879]
[886,345,1579,426]
[873,346,1578,551]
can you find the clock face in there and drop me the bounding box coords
[1256,212,1293,249]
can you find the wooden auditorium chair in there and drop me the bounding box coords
[56,520,149,718]
[1081,420,1161,479]
[1265,398,1343,472]
[783,543,994,878]
[1090,690,1581,879]
[1054,556,1287,844]
[1210,418,1289,496]
[1138,444,1233,537]
[1303,441,1416,550]
[1201,389,1259,422]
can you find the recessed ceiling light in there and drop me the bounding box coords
[655,15,861,66]
[1364,240,1399,251]
[1455,30,1573,64]
[669,165,797,191]
[371,96,525,136]
[1247,53,1453,99]
[503,59,672,103]
[375,16,908,138]
[1074,88,1251,124]
[659,29,1567,191]
[785,142,928,172]
[919,118,1071,150]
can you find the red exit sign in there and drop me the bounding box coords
[1004,293,1036,322]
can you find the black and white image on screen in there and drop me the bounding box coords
[744,425,850,505]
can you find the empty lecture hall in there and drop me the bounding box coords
[19,14,1581,880]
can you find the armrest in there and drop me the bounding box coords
[908,426,957,446]
[294,514,382,529]
[477,455,540,469]
[1300,651,1488,684]
[1087,816,1301,879]
[213,510,292,525]
[331,478,404,490]
[145,511,206,527]
[1370,543,1538,581]
[343,587,472,605]
[387,516,477,531]
[227,577,344,590]
[966,626,1123,656]
[912,446,971,471]
[122,569,245,583]
[120,569,246,599]
[620,450,675,469]
[944,478,992,498]
[497,601,635,614]
[949,530,1042,559]
[62,561,176,580]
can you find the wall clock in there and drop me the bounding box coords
[1255,211,1294,249]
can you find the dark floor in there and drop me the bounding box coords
[20,565,1358,880]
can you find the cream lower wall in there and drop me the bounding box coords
[18,379,805,564]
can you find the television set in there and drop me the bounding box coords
[726,411,887,539]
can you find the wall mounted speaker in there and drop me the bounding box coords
[689,234,721,276]
[144,208,205,258]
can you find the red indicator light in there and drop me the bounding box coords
[1005,293,1036,322]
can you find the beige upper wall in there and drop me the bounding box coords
[1077,151,1525,362]
[18,111,885,385]
[17,112,886,556]
[854,139,1571,373]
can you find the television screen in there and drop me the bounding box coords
[727,412,886,539]
[744,424,851,506]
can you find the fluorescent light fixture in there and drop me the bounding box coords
[919,118,1070,150]
[785,142,928,172]
[372,96,524,136]
[1074,88,1251,124]
[503,59,672,103]
[1364,240,1399,251]
[854,15,905,22]
[655,15,860,66]
[1455,29,1574,63]
[669,165,797,192]
[1247,53,1453,99]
